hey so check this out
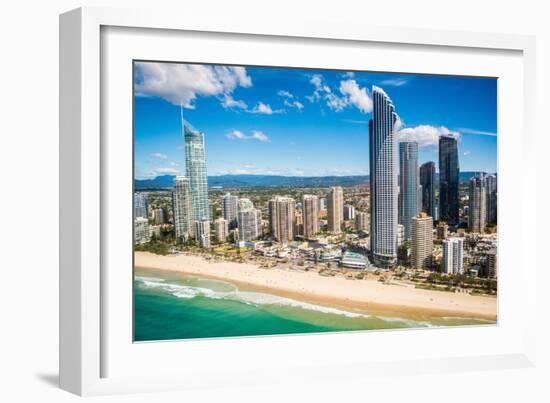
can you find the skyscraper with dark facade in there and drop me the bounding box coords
[438,135,460,224]
[369,86,399,266]
[398,141,420,240]
[485,174,497,224]
[469,174,487,233]
[419,161,436,219]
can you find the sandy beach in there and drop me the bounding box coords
[135,252,497,321]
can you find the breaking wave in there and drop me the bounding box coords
[136,276,370,318]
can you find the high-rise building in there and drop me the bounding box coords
[134,217,150,244]
[294,210,304,237]
[302,195,319,238]
[237,198,262,242]
[369,86,399,266]
[469,175,487,233]
[237,208,262,242]
[152,208,165,225]
[442,237,464,274]
[184,120,210,223]
[436,221,448,240]
[419,161,436,219]
[485,174,497,224]
[172,176,192,242]
[319,198,327,211]
[134,192,149,219]
[486,248,498,278]
[399,141,420,240]
[355,211,369,232]
[397,224,405,247]
[411,213,433,269]
[327,187,344,233]
[268,196,296,245]
[344,204,355,221]
[214,218,229,242]
[221,193,239,229]
[194,219,211,248]
[439,135,460,224]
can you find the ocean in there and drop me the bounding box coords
[134,267,492,342]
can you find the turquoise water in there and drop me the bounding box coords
[134,267,492,342]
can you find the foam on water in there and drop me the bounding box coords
[136,276,370,318]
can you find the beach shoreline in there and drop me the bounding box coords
[134,252,497,322]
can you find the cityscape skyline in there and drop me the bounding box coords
[133,62,498,340]
[134,62,497,180]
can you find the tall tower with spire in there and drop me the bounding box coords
[181,108,210,232]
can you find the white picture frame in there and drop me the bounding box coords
[59,6,537,396]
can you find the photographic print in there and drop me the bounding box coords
[133,61,497,342]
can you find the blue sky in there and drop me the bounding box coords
[134,62,497,179]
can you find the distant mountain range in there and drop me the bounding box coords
[134,172,490,190]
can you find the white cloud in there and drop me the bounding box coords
[310,74,323,90]
[135,62,252,108]
[221,94,248,110]
[339,80,373,113]
[398,125,460,147]
[284,99,304,111]
[325,93,348,112]
[226,129,247,140]
[277,90,294,98]
[379,77,410,87]
[343,72,355,78]
[250,102,283,114]
[151,152,168,160]
[307,75,372,114]
[456,128,497,136]
[251,130,270,142]
[226,129,270,142]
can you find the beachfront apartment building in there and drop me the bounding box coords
[442,237,464,274]
[303,195,320,238]
[172,176,192,242]
[411,213,433,269]
[237,208,262,242]
[214,217,229,243]
[134,217,150,245]
[327,186,344,233]
[221,193,239,229]
[194,219,211,248]
[134,192,149,219]
[369,86,399,266]
[269,196,296,245]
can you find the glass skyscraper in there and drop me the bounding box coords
[134,192,148,219]
[398,141,420,240]
[419,161,436,219]
[439,135,460,224]
[369,86,399,266]
[184,121,210,224]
